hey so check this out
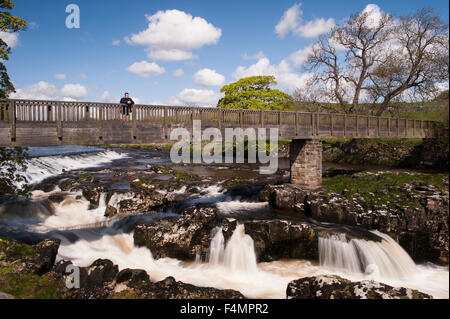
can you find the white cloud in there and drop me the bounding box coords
[193,68,225,87]
[243,51,266,60]
[102,91,146,104]
[0,31,19,48]
[435,82,449,92]
[112,39,121,46]
[177,88,223,105]
[165,88,223,106]
[126,9,221,61]
[163,96,183,106]
[10,81,88,101]
[297,18,335,38]
[127,61,166,78]
[60,83,89,99]
[79,73,88,79]
[275,3,302,38]
[233,57,313,91]
[100,90,117,103]
[289,45,315,67]
[53,73,67,80]
[28,22,39,30]
[133,97,146,105]
[173,68,184,77]
[361,4,383,29]
[147,48,197,61]
[275,3,334,39]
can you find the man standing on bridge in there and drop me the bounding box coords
[120,92,134,121]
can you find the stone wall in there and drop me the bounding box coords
[290,139,322,188]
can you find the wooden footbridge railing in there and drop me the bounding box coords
[0,99,441,146]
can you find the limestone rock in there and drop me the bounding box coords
[286,275,432,299]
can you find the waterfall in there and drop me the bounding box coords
[208,224,258,273]
[20,150,127,186]
[319,231,417,280]
[208,227,225,265]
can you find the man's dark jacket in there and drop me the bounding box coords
[120,97,135,106]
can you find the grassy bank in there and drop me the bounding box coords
[322,172,448,210]
[0,237,68,299]
[320,137,448,168]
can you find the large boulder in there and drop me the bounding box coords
[52,258,244,299]
[286,275,432,299]
[243,220,317,261]
[134,206,222,260]
[134,205,318,262]
[141,276,245,299]
[260,181,449,263]
[34,238,61,275]
[0,237,60,275]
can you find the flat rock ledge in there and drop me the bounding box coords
[286,275,432,299]
[133,205,318,262]
[0,236,244,299]
[260,182,449,263]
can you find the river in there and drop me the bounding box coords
[0,146,448,298]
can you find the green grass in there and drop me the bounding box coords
[0,237,68,299]
[0,237,37,259]
[77,173,92,182]
[322,172,448,210]
[150,165,173,174]
[0,270,67,298]
[173,170,192,181]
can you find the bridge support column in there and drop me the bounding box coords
[290,139,322,188]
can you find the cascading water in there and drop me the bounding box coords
[208,225,258,273]
[318,232,417,281]
[20,149,127,185]
[0,146,448,299]
[208,227,225,265]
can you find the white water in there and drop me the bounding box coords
[1,148,448,299]
[216,200,269,215]
[317,232,449,298]
[1,185,447,298]
[22,150,127,185]
[54,218,448,299]
[319,232,417,280]
[208,225,258,273]
[2,186,448,298]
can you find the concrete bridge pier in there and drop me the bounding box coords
[289,139,322,189]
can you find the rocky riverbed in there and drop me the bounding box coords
[260,172,449,263]
[0,146,448,299]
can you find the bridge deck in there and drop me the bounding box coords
[0,99,440,147]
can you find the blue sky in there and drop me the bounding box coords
[3,0,449,106]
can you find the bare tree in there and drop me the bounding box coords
[291,77,339,112]
[304,7,394,113]
[334,10,394,112]
[367,7,449,115]
[304,35,351,112]
[302,6,448,115]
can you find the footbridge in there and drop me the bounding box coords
[0,99,442,187]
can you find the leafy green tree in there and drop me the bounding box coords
[1,0,27,98]
[0,146,29,198]
[0,1,28,199]
[218,76,292,110]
